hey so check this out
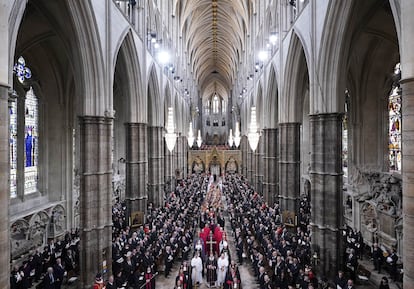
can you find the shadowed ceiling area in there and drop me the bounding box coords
[176,0,252,100]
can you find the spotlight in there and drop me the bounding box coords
[269,32,278,45]
[158,50,170,64]
[258,50,268,62]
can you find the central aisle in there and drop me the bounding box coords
[154,177,259,289]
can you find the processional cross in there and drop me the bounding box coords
[206,231,217,254]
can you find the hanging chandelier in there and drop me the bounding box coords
[248,107,260,151]
[197,130,203,148]
[234,122,241,148]
[228,129,234,147]
[187,122,195,147]
[165,107,177,152]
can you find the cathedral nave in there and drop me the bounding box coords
[1,0,414,288]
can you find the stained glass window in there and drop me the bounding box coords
[343,89,349,177]
[13,56,32,84]
[24,87,38,194]
[389,63,401,172]
[10,100,18,198]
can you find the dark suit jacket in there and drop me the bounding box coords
[105,281,117,289]
[43,273,56,289]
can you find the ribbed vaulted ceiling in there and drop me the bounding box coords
[177,0,251,100]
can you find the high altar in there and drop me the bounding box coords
[188,146,242,175]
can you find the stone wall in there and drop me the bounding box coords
[10,204,67,265]
[345,170,402,255]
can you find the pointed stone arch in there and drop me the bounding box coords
[113,30,143,123]
[266,65,279,128]
[282,31,310,123]
[256,82,264,128]
[147,65,161,126]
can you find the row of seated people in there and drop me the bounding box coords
[108,174,209,288]
[225,174,316,288]
[10,229,80,289]
[224,174,358,289]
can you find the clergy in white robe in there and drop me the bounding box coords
[217,252,229,287]
[191,252,203,285]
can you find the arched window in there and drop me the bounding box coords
[11,56,39,197]
[343,89,349,177]
[213,94,219,114]
[10,99,18,198]
[24,88,39,194]
[222,100,226,113]
[389,63,401,172]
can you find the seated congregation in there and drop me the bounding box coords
[11,173,398,289]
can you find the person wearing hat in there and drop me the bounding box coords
[93,273,105,289]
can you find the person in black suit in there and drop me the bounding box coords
[43,267,56,289]
[334,271,347,289]
[346,249,357,281]
[164,246,174,278]
[106,275,116,289]
[236,237,244,265]
[372,243,383,273]
[387,248,398,281]
[10,266,23,289]
[53,258,66,289]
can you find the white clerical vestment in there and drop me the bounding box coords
[217,255,229,286]
[219,240,228,254]
[191,256,203,284]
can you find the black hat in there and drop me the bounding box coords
[95,273,103,283]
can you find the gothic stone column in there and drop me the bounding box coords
[401,1,414,286]
[247,148,254,185]
[182,137,188,179]
[125,123,147,213]
[402,78,414,287]
[0,84,10,287]
[278,123,300,212]
[176,136,184,179]
[148,126,164,207]
[241,135,248,177]
[254,136,264,194]
[79,116,113,288]
[263,128,278,204]
[309,113,343,278]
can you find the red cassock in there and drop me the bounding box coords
[145,272,155,289]
[177,273,188,289]
[214,227,223,253]
[200,227,210,249]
